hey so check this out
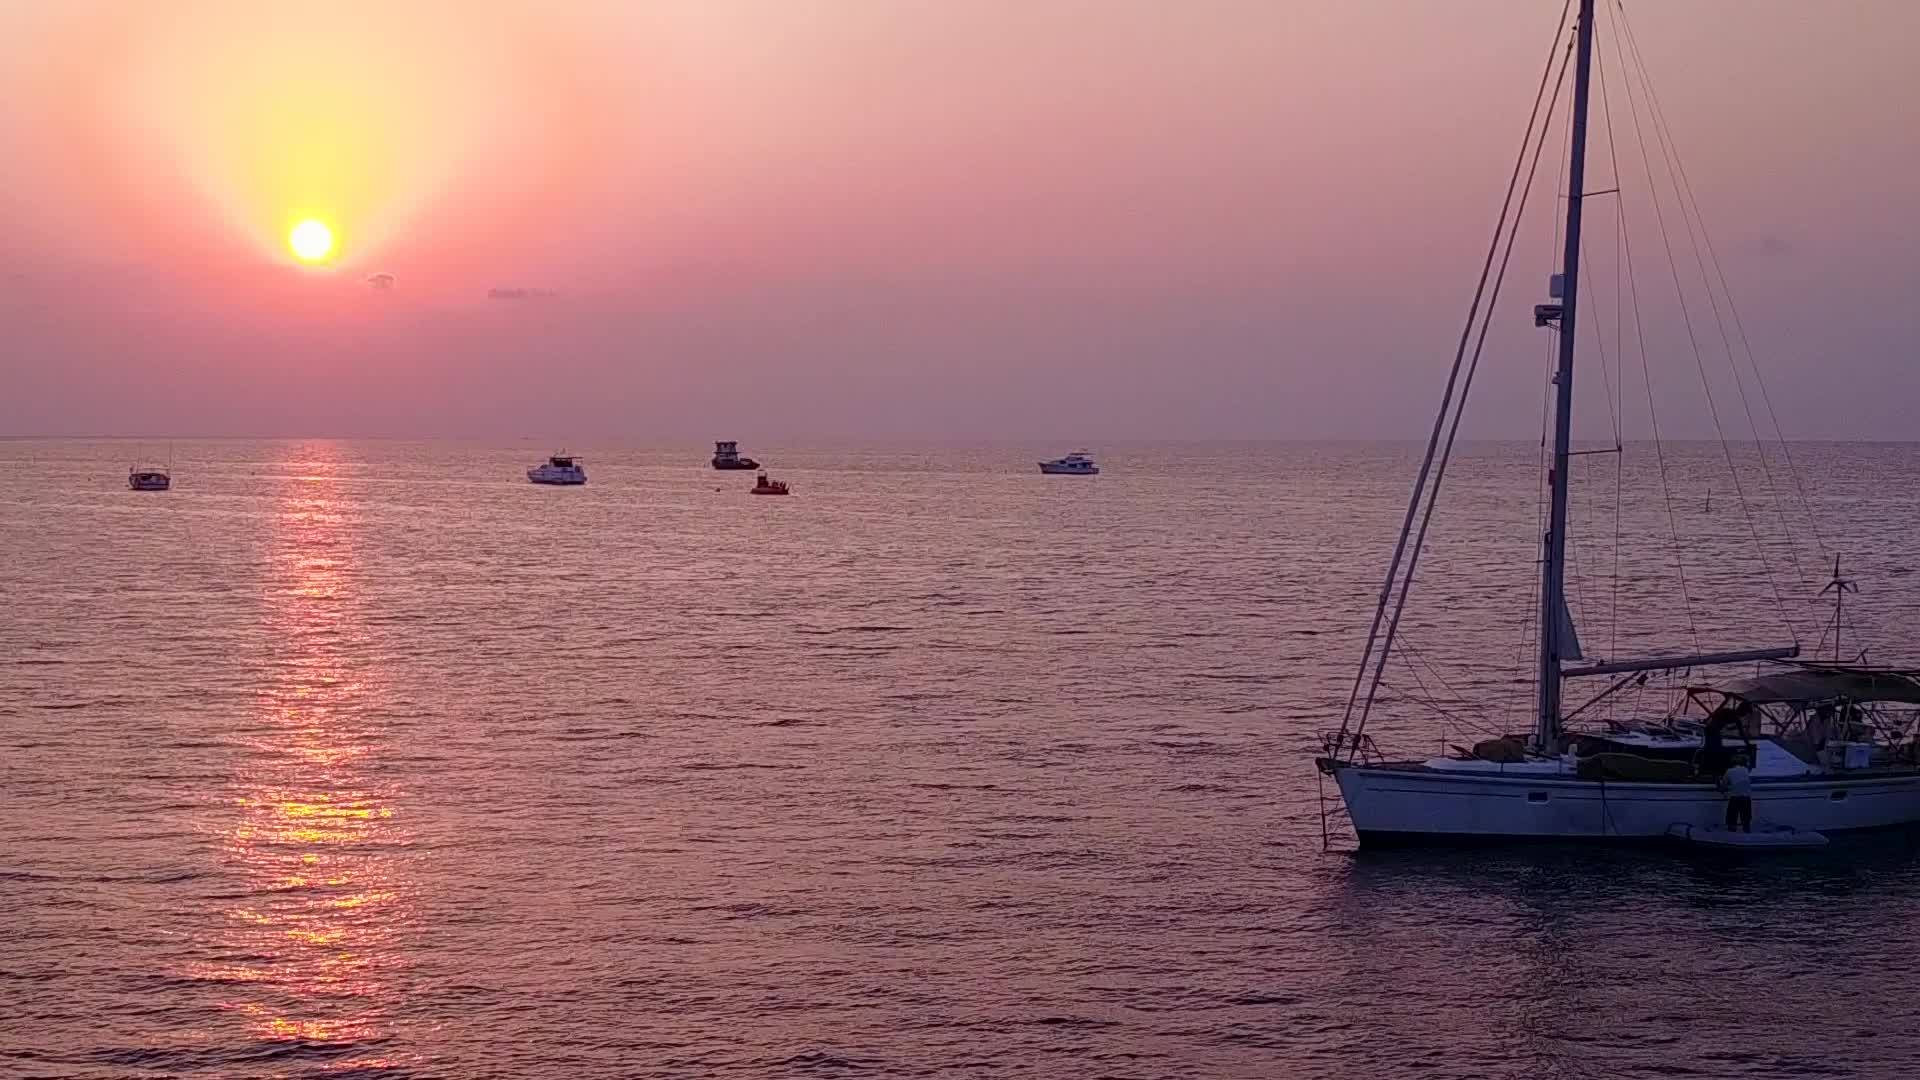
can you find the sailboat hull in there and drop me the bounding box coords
[1332,763,1920,846]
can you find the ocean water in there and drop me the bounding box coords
[5,438,1920,1079]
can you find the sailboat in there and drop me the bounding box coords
[129,444,172,491]
[1316,0,1920,846]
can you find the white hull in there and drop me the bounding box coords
[527,467,586,485]
[1332,762,1920,845]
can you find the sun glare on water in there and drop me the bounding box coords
[289,219,335,263]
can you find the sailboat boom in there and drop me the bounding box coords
[1561,646,1800,680]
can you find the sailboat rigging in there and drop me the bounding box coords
[1315,0,1920,846]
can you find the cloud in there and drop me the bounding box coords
[487,286,557,300]
[365,272,395,290]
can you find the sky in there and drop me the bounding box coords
[1,0,1915,441]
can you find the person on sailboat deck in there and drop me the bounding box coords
[1807,703,1834,751]
[1720,751,1755,833]
[1700,701,1748,775]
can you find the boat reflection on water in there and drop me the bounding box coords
[192,447,415,1069]
[1303,836,1920,1075]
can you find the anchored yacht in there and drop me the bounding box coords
[1315,0,1920,846]
[128,464,171,491]
[527,453,586,485]
[1327,665,1920,844]
[711,441,760,470]
[129,446,173,490]
[1039,451,1098,475]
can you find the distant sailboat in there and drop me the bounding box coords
[129,445,172,491]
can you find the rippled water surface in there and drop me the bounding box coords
[5,439,1920,1079]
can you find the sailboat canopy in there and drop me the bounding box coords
[1716,669,1920,706]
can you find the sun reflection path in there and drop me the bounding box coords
[192,450,416,1066]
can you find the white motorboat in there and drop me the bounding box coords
[1315,0,1920,847]
[527,453,586,485]
[1039,451,1098,475]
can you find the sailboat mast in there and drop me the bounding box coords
[1536,0,1597,748]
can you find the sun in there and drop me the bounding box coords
[289,219,335,263]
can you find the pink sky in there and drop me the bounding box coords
[2,1,1915,439]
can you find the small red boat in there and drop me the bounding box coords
[750,472,789,496]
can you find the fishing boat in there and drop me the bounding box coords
[750,472,789,496]
[1039,451,1098,475]
[527,453,586,485]
[1315,0,1920,847]
[711,441,760,470]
